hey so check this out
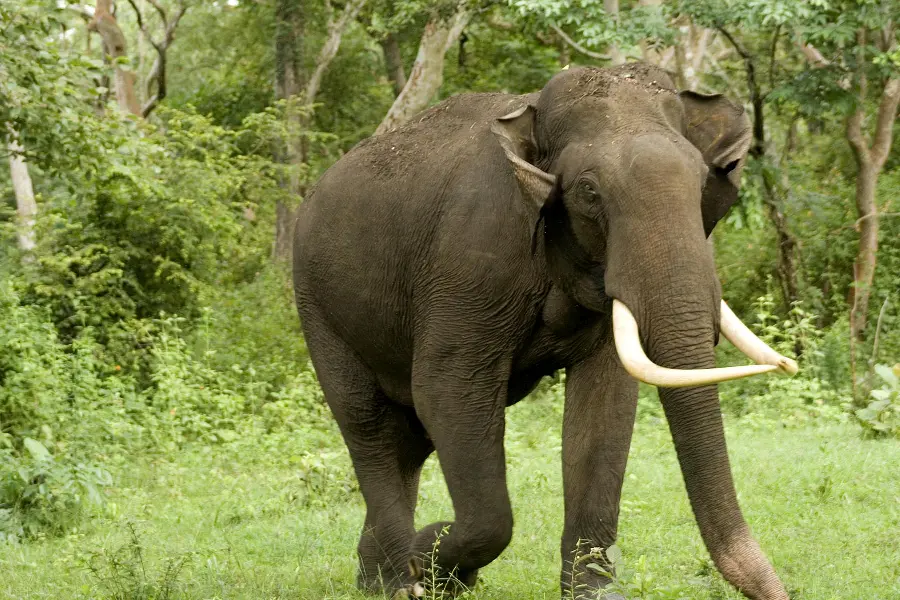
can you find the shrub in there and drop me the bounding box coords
[854,364,900,438]
[717,292,847,422]
[0,438,111,541]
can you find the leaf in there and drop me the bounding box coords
[867,399,890,412]
[874,364,898,387]
[23,438,51,462]
[855,408,876,421]
[606,544,622,566]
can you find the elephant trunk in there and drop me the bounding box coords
[605,228,788,598]
[658,372,788,599]
[638,301,788,600]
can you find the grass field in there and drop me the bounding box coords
[1,394,898,600]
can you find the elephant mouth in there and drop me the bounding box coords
[611,299,798,388]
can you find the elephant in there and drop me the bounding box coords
[292,62,798,600]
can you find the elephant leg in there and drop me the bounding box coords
[407,354,514,596]
[351,402,434,593]
[301,320,433,594]
[560,335,638,600]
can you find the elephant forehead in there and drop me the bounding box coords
[537,70,683,142]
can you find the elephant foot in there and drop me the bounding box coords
[561,544,626,600]
[357,561,416,597]
[392,582,426,599]
[406,554,478,599]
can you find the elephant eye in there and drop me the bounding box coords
[580,181,598,199]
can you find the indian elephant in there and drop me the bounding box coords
[292,62,798,600]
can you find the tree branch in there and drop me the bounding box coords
[126,0,162,51]
[125,0,188,117]
[146,0,168,22]
[870,78,900,166]
[846,29,870,166]
[797,40,830,67]
[856,211,900,228]
[550,23,610,61]
[66,4,94,21]
[717,25,764,156]
[305,0,367,105]
[767,24,780,91]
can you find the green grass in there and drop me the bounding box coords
[1,396,898,600]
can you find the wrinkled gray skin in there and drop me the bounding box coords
[293,63,789,600]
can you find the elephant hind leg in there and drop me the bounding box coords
[352,403,433,592]
[301,318,433,594]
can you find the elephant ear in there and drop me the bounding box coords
[679,91,753,236]
[490,105,557,210]
[492,105,605,312]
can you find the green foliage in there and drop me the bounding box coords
[717,292,848,422]
[0,438,111,542]
[0,3,105,174]
[855,363,900,437]
[84,521,191,600]
[21,105,283,341]
[572,544,696,599]
[509,0,675,58]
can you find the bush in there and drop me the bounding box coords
[0,438,111,542]
[717,292,847,422]
[854,364,900,438]
[22,105,284,345]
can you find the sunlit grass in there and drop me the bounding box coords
[1,396,898,599]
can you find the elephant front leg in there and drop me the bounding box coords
[560,336,638,600]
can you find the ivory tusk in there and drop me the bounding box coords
[612,299,780,388]
[719,301,799,375]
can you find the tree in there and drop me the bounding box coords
[6,130,37,257]
[126,0,189,117]
[679,2,806,312]
[845,35,899,342]
[788,1,899,343]
[376,1,471,134]
[273,0,368,259]
[380,32,407,95]
[69,0,188,117]
[87,0,142,115]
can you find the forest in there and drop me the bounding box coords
[1,0,898,598]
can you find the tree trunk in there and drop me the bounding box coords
[305,0,367,106]
[273,0,305,260]
[604,0,625,65]
[850,162,879,341]
[89,0,141,116]
[6,133,37,255]
[275,0,303,103]
[760,170,800,312]
[375,5,471,135]
[637,0,663,64]
[381,33,407,96]
[273,0,367,259]
[719,26,802,312]
[845,50,899,341]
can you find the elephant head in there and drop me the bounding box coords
[492,64,796,600]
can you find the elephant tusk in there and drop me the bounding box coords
[719,300,799,375]
[612,299,780,388]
